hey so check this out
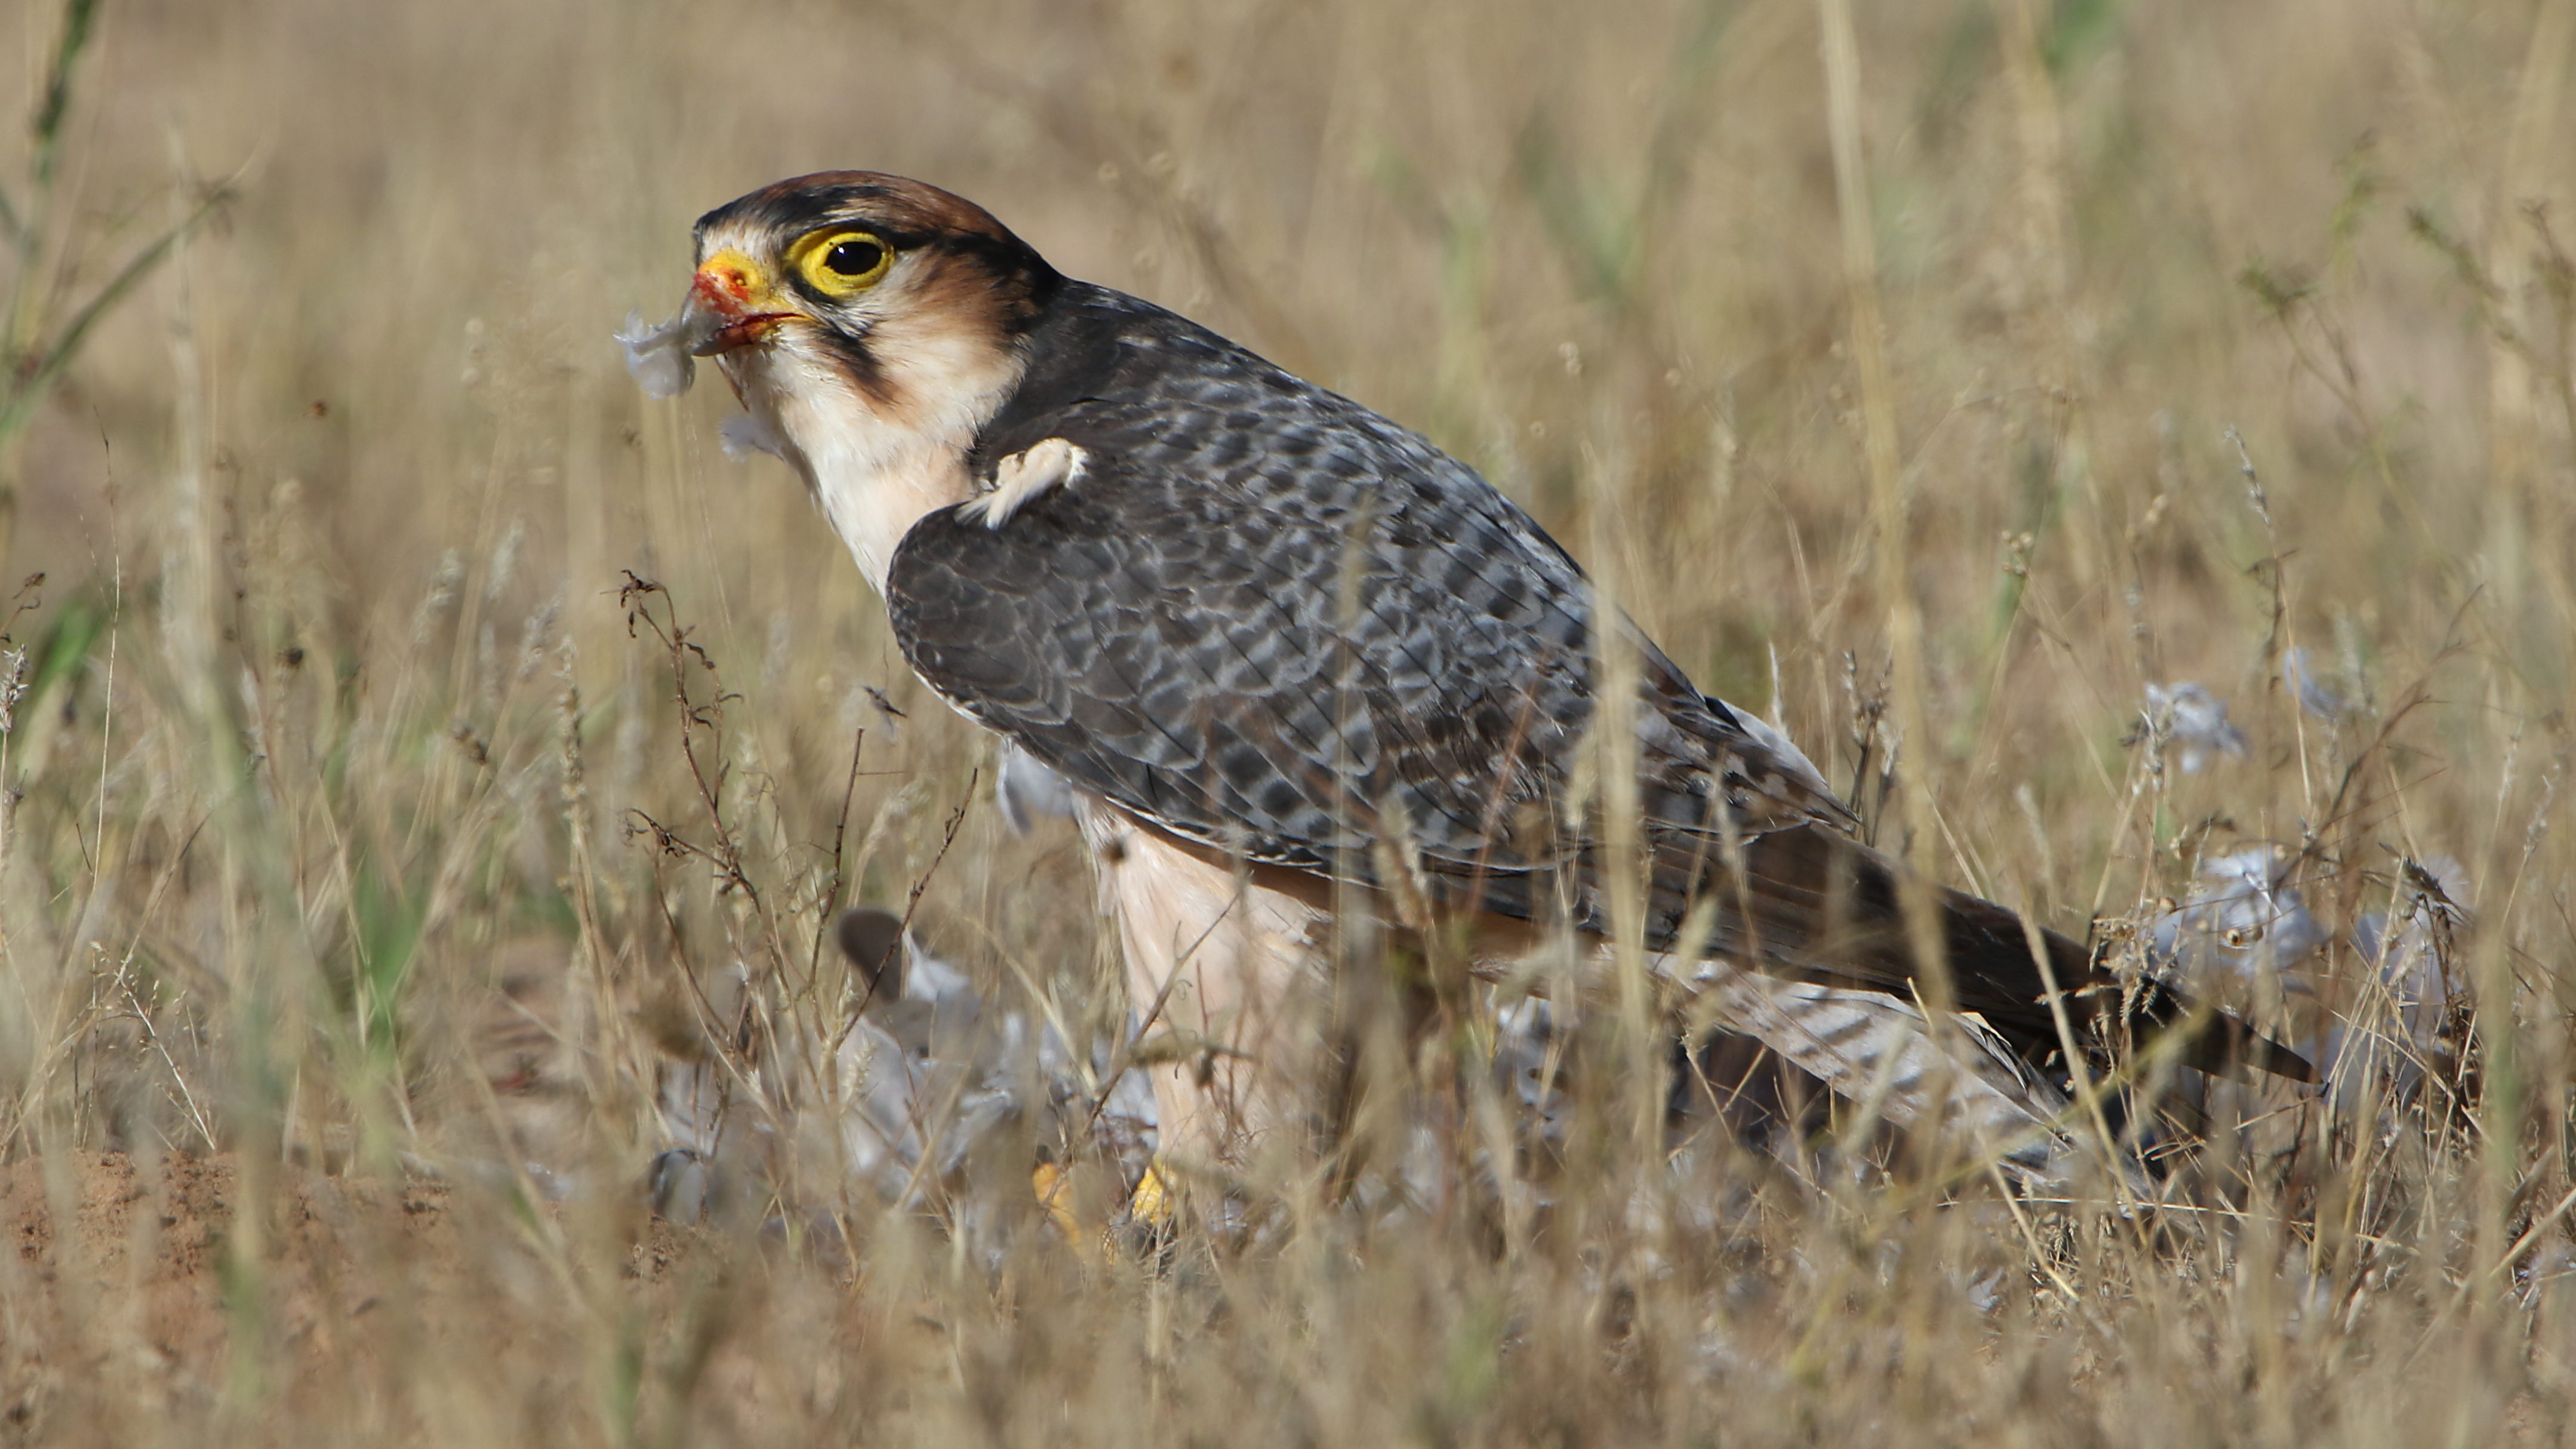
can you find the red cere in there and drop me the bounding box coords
[693,263,755,315]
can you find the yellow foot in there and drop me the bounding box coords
[1126,1161,1175,1229]
[1032,1159,1087,1247]
[1033,1156,1177,1262]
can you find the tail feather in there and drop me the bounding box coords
[1691,969,2078,1179]
[1656,822,2314,1084]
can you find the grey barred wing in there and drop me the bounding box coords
[883,424,1837,932]
[892,439,1541,886]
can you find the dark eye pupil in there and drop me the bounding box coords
[824,238,883,277]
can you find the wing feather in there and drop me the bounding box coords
[890,368,1858,943]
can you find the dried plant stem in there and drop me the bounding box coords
[1818,0,1952,1022]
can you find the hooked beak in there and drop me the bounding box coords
[687,248,801,356]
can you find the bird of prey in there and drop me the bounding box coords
[624,171,2307,1195]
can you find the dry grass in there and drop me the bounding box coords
[0,0,2571,1442]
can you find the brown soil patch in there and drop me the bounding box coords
[0,1152,691,1442]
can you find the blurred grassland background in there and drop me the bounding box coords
[0,0,2569,1442]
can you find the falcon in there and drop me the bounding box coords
[624,171,2307,1198]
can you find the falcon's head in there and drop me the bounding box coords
[627,171,1064,584]
[664,173,1057,451]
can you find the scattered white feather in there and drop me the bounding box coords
[1492,997,1572,1150]
[652,913,1157,1239]
[2323,856,2470,1109]
[2151,846,2329,985]
[718,410,786,459]
[2281,647,2349,721]
[896,932,974,1005]
[2144,681,2247,773]
[996,739,1078,835]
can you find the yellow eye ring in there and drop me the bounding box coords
[789,227,893,296]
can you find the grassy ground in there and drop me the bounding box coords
[0,0,2571,1442]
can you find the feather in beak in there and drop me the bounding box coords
[617,250,803,398]
[614,304,715,399]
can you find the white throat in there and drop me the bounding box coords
[725,328,1020,596]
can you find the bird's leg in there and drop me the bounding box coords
[1078,805,1334,1230]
